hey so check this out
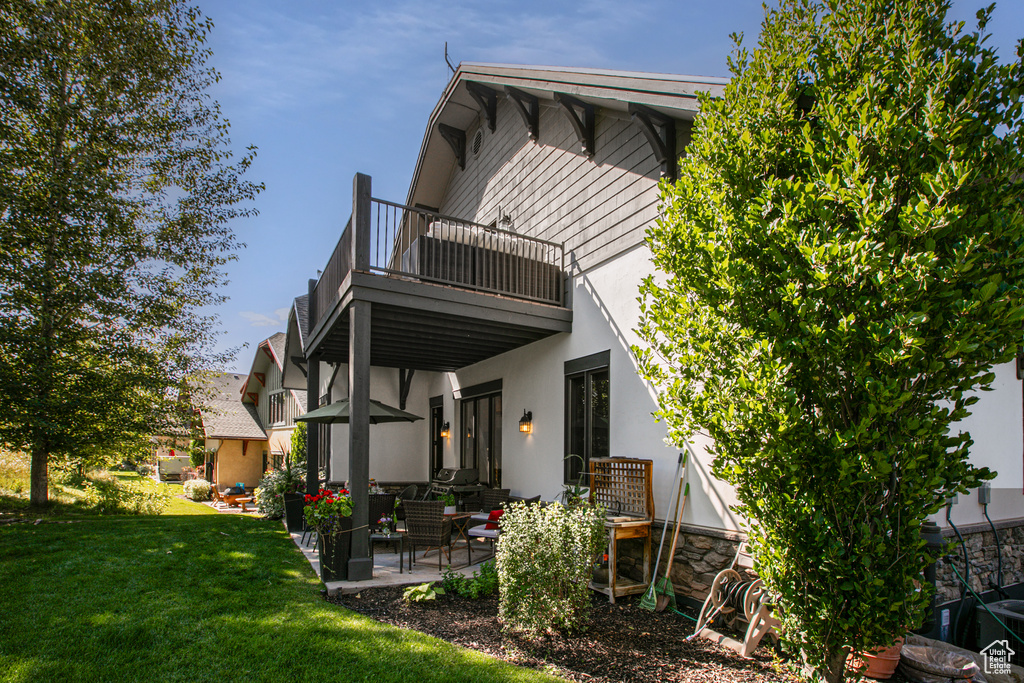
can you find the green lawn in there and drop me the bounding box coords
[0,499,562,683]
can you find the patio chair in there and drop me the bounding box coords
[470,488,511,524]
[368,493,397,533]
[394,484,418,523]
[403,500,455,572]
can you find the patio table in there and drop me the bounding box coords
[369,531,404,573]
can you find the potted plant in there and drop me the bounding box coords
[439,492,457,515]
[848,635,905,680]
[377,515,394,537]
[277,464,306,532]
[304,488,353,582]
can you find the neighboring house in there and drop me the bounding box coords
[238,332,308,471]
[196,372,267,489]
[150,435,189,482]
[281,63,1024,603]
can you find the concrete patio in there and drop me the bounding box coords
[287,524,495,595]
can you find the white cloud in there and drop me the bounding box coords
[240,309,288,327]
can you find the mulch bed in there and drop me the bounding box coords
[326,586,804,682]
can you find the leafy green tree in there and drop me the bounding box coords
[635,1,1023,680]
[290,421,307,468]
[0,0,261,506]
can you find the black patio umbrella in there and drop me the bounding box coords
[295,398,423,425]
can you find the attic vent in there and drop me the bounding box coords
[472,129,484,157]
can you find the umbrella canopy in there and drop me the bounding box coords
[295,398,423,425]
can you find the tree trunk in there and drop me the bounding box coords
[822,647,849,683]
[30,445,49,507]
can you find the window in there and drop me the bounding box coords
[269,391,285,425]
[458,380,502,487]
[565,351,610,484]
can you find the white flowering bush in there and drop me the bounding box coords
[496,501,606,635]
[255,464,306,518]
[182,478,211,501]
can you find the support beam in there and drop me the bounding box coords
[554,92,596,157]
[347,299,373,581]
[505,86,539,140]
[351,173,371,271]
[305,278,320,498]
[290,356,308,378]
[437,123,466,170]
[398,368,415,410]
[628,102,677,180]
[465,81,498,132]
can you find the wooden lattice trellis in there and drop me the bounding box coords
[588,458,654,602]
[589,458,654,521]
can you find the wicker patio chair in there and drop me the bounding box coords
[394,484,418,523]
[477,488,510,513]
[403,500,455,572]
[368,493,397,533]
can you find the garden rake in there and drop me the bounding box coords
[640,450,689,611]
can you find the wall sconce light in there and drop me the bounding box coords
[519,410,533,434]
[440,421,450,439]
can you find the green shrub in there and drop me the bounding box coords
[441,560,498,599]
[496,501,606,635]
[182,478,211,501]
[135,464,152,477]
[255,464,306,518]
[0,450,29,493]
[403,582,443,603]
[82,472,170,515]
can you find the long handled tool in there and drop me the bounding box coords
[639,452,685,611]
[656,443,694,612]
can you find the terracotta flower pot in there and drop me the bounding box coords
[849,637,904,680]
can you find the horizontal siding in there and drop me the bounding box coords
[438,98,663,272]
[255,361,303,428]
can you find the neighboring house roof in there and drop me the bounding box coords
[195,372,267,441]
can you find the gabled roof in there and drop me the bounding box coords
[240,332,285,400]
[281,295,309,391]
[406,62,728,211]
[194,372,267,441]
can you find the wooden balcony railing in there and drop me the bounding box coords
[310,173,565,331]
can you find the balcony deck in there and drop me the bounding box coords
[306,179,571,371]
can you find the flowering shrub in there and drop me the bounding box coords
[182,478,211,501]
[303,488,353,533]
[496,500,606,635]
[255,464,306,518]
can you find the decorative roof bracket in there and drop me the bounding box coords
[290,355,307,378]
[465,81,498,132]
[438,123,466,170]
[555,92,595,157]
[505,86,539,141]
[628,102,677,180]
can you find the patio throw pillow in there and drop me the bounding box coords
[486,509,504,530]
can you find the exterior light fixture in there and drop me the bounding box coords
[519,410,533,434]
[440,421,450,439]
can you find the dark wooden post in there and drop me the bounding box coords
[305,277,320,497]
[347,173,373,581]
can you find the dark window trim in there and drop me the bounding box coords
[429,394,443,409]
[564,351,610,484]
[565,350,610,376]
[454,378,502,400]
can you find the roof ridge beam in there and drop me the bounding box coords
[555,92,596,157]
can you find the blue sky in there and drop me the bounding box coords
[198,0,1024,370]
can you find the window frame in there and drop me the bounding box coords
[564,351,610,485]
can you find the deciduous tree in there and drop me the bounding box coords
[635,1,1023,680]
[0,0,261,506]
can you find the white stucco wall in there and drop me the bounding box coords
[937,361,1023,527]
[318,254,1022,532]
